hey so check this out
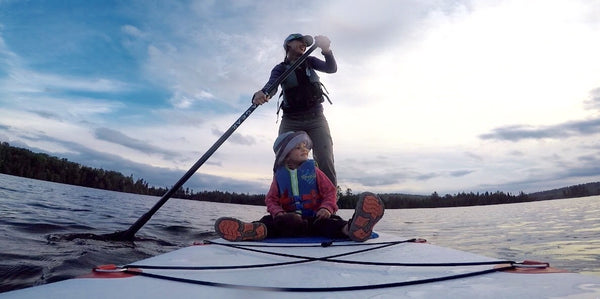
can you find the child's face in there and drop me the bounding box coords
[286,142,310,164]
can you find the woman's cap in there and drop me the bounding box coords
[283,33,313,50]
[273,131,312,170]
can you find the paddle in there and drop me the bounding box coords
[102,42,319,241]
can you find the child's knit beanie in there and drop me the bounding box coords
[273,131,312,171]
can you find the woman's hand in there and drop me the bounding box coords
[252,90,269,105]
[314,35,331,53]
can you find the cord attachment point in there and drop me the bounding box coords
[512,260,550,269]
[77,264,141,279]
[498,260,570,274]
[93,264,127,273]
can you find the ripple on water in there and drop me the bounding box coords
[11,222,67,234]
[0,264,44,293]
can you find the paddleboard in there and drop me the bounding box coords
[2,232,600,298]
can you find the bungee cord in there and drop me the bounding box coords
[105,238,540,292]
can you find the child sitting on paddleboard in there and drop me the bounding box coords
[215,131,384,242]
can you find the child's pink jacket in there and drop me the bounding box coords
[265,167,338,217]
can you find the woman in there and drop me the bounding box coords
[252,33,338,187]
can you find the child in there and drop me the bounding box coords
[215,131,384,242]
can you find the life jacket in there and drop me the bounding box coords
[277,61,331,114]
[275,159,323,217]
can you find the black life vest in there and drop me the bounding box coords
[278,61,331,113]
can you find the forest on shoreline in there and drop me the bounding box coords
[2,141,599,208]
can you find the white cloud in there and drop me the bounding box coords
[121,25,144,38]
[2,0,600,195]
[329,0,600,147]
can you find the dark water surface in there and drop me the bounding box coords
[1,174,599,293]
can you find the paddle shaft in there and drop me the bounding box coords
[112,43,319,240]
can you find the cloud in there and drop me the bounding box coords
[1,33,130,95]
[345,172,409,187]
[416,172,439,181]
[475,162,600,195]
[168,89,215,109]
[464,151,484,161]
[121,25,144,38]
[210,127,256,146]
[29,110,63,121]
[577,155,596,162]
[71,147,267,194]
[1,67,131,96]
[450,170,473,177]
[94,127,179,158]
[153,108,207,127]
[480,118,600,141]
[3,0,600,197]
[563,165,600,178]
[316,0,446,56]
[585,87,600,111]
[340,167,475,190]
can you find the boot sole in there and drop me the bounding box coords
[348,192,385,242]
[214,217,267,241]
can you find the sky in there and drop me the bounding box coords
[1,0,600,196]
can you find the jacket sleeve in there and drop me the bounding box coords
[265,176,285,217]
[308,52,337,74]
[261,64,286,98]
[316,168,339,214]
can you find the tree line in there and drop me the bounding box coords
[526,182,600,201]
[334,189,531,209]
[0,141,267,204]
[1,142,163,195]
[2,141,598,208]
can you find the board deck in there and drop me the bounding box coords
[3,233,600,298]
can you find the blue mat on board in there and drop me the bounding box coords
[259,232,379,244]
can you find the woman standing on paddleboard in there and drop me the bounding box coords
[252,33,338,187]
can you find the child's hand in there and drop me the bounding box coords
[316,208,331,220]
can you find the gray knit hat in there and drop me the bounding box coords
[273,131,312,171]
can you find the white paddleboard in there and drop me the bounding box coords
[3,232,600,298]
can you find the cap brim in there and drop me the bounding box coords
[301,35,314,47]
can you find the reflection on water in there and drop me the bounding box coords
[0,173,599,293]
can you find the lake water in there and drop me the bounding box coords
[1,173,599,293]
